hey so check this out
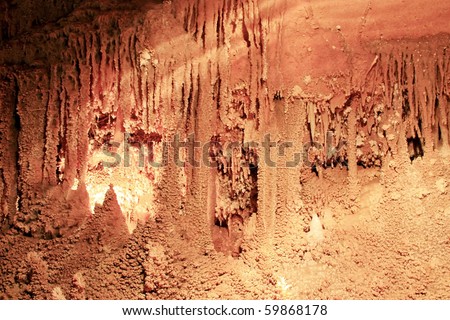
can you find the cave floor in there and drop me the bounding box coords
[1,150,450,300]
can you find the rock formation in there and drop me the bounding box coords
[1,0,450,299]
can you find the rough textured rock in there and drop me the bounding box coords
[0,0,450,299]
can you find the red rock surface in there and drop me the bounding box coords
[0,0,450,299]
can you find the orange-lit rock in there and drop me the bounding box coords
[1,0,450,300]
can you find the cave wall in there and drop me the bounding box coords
[0,0,449,254]
[0,0,84,43]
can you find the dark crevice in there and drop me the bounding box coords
[241,14,251,48]
[408,135,424,161]
[12,76,22,214]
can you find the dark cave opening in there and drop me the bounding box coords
[407,135,424,161]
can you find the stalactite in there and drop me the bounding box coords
[368,37,450,156]
[0,74,18,227]
[347,94,359,201]
[1,0,449,246]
